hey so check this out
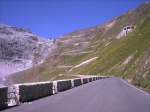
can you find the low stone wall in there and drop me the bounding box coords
[73,79,82,87]
[89,78,92,82]
[0,87,8,110]
[0,76,109,110]
[19,82,53,102]
[93,77,96,81]
[57,80,72,92]
[82,78,89,84]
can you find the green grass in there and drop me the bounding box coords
[71,17,150,77]
[8,3,150,90]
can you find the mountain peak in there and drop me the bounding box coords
[0,25,54,80]
[3,3,150,91]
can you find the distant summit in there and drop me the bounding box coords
[0,24,54,80]
[6,3,150,91]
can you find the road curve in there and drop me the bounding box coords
[2,77,150,112]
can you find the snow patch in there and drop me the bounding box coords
[71,34,85,38]
[105,20,116,29]
[69,57,98,72]
[104,42,111,47]
[123,55,134,65]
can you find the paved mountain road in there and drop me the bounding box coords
[2,77,150,112]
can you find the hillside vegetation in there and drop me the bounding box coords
[8,3,150,90]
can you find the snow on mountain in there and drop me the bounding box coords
[0,24,54,80]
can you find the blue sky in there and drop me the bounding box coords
[0,0,149,38]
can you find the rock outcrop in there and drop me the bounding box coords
[0,24,53,79]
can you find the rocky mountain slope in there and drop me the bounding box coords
[7,3,150,90]
[0,24,54,83]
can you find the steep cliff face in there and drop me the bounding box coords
[7,3,150,90]
[0,24,54,79]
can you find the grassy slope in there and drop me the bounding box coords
[8,3,150,90]
[74,17,149,73]
[70,17,150,89]
[66,3,150,89]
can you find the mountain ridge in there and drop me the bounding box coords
[0,24,54,84]
[4,2,150,91]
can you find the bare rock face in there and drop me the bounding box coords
[0,24,53,79]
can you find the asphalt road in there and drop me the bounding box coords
[2,77,150,112]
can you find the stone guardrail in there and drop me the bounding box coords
[57,80,72,92]
[19,82,53,102]
[0,87,8,110]
[73,78,82,87]
[0,76,109,110]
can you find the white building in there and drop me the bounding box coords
[117,25,135,39]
